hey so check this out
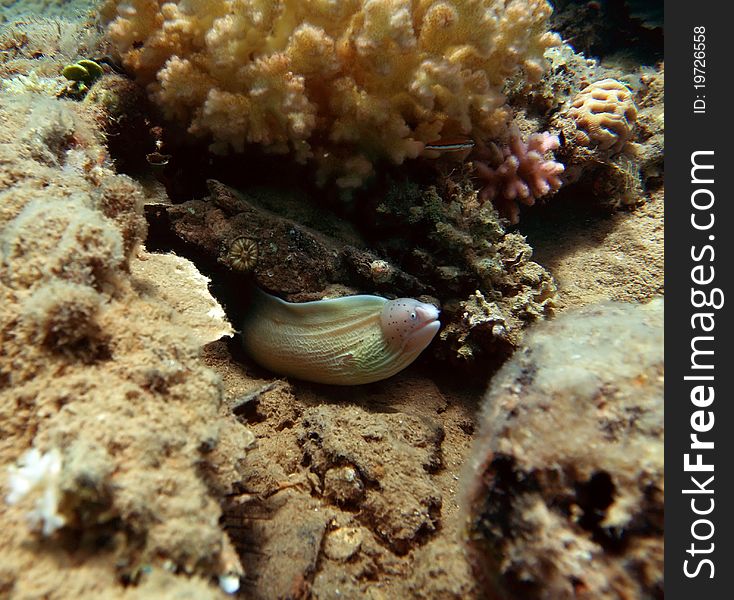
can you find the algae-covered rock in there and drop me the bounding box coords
[374,173,556,369]
[462,299,663,599]
[160,179,427,299]
[0,52,251,598]
[83,73,157,172]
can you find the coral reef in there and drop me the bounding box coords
[472,126,565,223]
[0,1,95,21]
[503,42,600,117]
[0,1,665,597]
[0,15,103,83]
[155,175,555,372]
[0,29,253,597]
[504,40,662,212]
[101,0,560,186]
[462,299,663,599]
[568,78,638,153]
[373,173,556,367]
[0,10,157,172]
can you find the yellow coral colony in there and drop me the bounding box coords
[102,0,560,185]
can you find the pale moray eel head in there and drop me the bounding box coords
[380,298,441,354]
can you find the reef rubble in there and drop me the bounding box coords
[0,1,664,598]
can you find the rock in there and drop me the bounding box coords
[229,489,330,599]
[323,526,364,562]
[462,299,663,599]
[323,466,365,505]
[299,404,444,554]
[159,179,426,298]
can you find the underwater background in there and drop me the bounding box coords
[0,1,663,598]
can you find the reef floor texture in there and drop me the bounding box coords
[0,1,663,599]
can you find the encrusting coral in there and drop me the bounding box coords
[472,126,564,223]
[568,78,638,153]
[101,0,560,186]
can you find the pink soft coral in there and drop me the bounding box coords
[473,127,565,223]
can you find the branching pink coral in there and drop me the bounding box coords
[473,127,564,224]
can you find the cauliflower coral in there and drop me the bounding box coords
[102,0,560,185]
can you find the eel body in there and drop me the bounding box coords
[241,287,440,385]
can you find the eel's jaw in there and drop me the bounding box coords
[404,306,441,354]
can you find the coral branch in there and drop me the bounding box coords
[473,127,564,223]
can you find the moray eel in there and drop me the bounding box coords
[241,287,440,385]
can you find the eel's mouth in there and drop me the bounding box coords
[405,305,441,353]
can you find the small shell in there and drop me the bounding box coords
[76,59,104,81]
[224,237,258,272]
[62,63,89,82]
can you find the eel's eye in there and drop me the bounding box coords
[410,312,417,320]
